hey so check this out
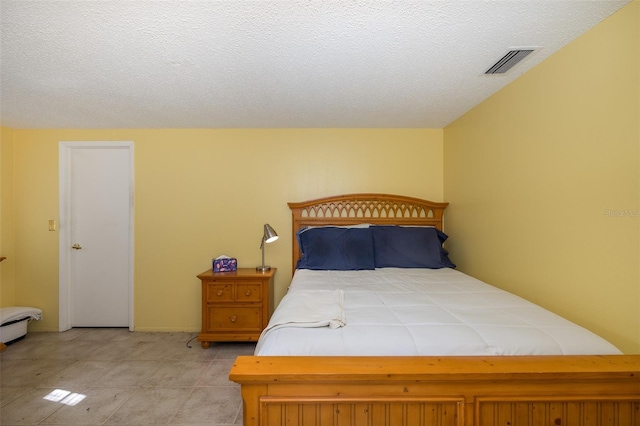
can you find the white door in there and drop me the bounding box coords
[59,142,134,330]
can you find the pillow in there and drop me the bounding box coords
[298,224,371,231]
[296,227,376,270]
[371,226,455,269]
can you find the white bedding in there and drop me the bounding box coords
[262,289,346,333]
[255,268,621,356]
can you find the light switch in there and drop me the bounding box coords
[48,220,56,231]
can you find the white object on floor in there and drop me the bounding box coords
[0,306,42,344]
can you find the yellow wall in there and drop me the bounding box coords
[7,128,443,331]
[0,126,16,306]
[444,3,639,353]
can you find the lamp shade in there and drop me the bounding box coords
[263,223,278,244]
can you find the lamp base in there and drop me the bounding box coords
[256,265,271,272]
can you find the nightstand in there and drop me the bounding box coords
[196,268,275,348]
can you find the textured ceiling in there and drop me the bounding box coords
[0,0,630,129]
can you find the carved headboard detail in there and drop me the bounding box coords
[287,193,448,273]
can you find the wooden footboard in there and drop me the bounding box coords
[230,355,640,426]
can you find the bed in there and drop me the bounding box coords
[229,193,640,426]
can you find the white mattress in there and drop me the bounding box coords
[255,268,621,356]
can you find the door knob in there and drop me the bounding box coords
[72,244,82,250]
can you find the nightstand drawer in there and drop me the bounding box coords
[236,283,262,302]
[208,306,262,331]
[207,283,233,302]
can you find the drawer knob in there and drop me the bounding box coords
[245,290,251,296]
[217,290,223,296]
[229,315,237,323]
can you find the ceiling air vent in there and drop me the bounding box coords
[485,49,535,74]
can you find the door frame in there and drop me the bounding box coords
[58,141,134,331]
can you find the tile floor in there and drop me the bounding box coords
[0,328,255,425]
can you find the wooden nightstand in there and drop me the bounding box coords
[196,268,275,348]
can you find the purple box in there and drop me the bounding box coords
[213,257,237,272]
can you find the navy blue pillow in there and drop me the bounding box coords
[296,227,376,270]
[371,226,455,269]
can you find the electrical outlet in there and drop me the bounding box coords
[48,220,56,231]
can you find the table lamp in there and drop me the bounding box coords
[256,223,278,272]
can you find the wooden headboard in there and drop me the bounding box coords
[287,193,448,273]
